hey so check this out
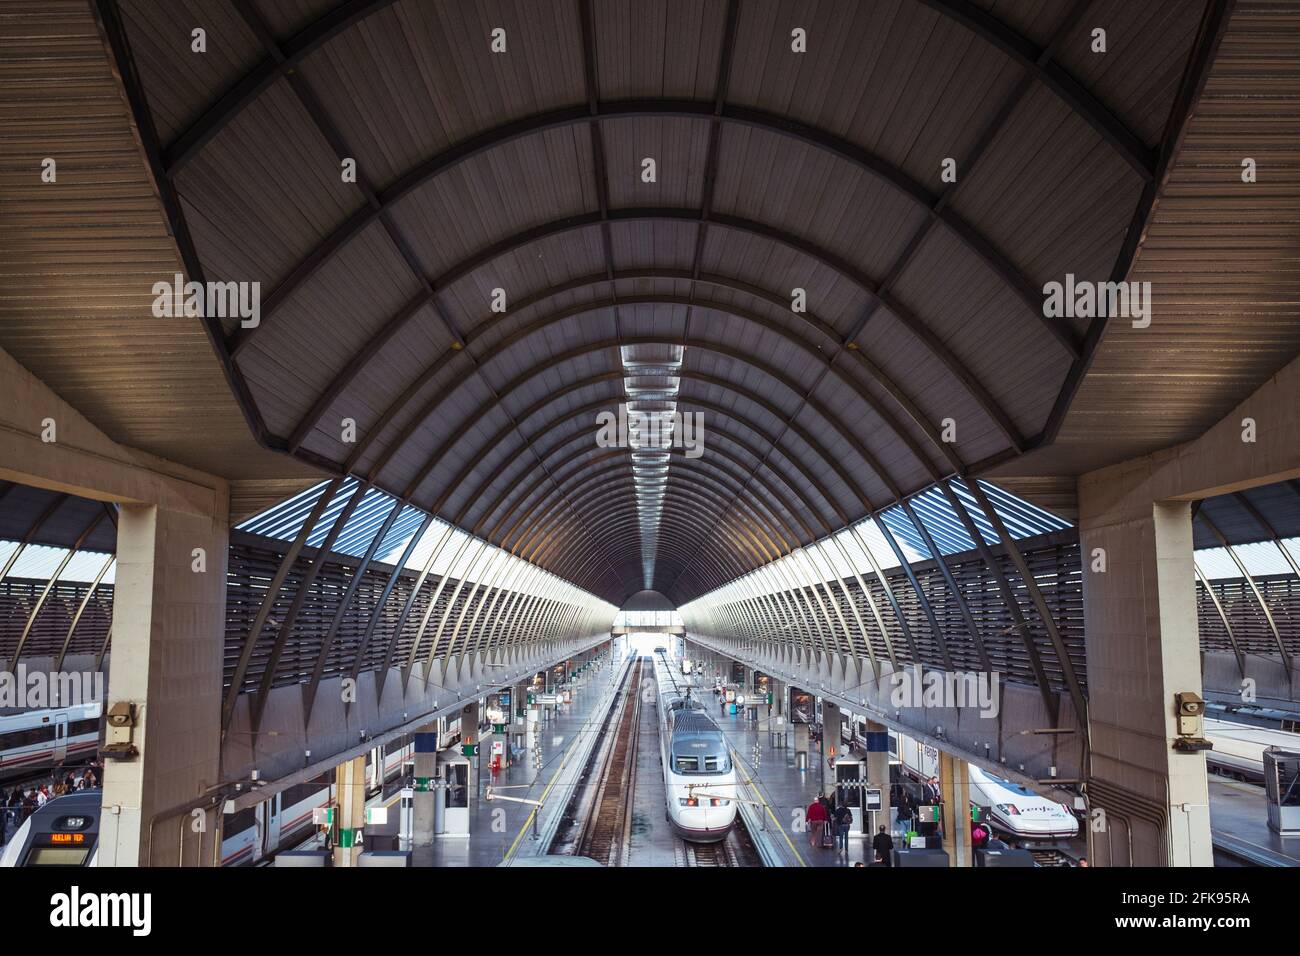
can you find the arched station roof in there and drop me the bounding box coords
[77,0,1227,606]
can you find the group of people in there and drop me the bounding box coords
[804,792,897,865]
[0,764,101,846]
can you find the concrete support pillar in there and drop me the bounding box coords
[939,750,970,867]
[1079,490,1213,866]
[334,754,367,867]
[865,719,892,836]
[412,729,437,846]
[820,701,842,792]
[98,502,228,867]
[461,700,481,800]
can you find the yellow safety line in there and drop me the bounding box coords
[729,744,807,867]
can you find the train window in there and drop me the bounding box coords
[68,719,101,738]
[1284,719,1298,734]
[25,845,91,866]
[224,807,256,836]
[0,725,58,749]
[672,733,731,775]
[282,783,323,808]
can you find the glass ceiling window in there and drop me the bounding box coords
[680,480,1074,617]
[620,344,685,590]
[614,609,684,628]
[236,480,617,619]
[0,541,116,584]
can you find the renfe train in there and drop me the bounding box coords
[0,702,102,781]
[2,737,415,868]
[842,715,1079,844]
[653,653,738,842]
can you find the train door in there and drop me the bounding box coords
[52,714,69,764]
[264,794,282,856]
[250,801,270,864]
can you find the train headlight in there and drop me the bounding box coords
[995,803,1019,816]
[679,798,698,807]
[710,798,730,807]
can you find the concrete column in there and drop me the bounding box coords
[939,750,971,867]
[412,729,437,846]
[820,701,842,791]
[865,719,892,836]
[333,754,367,867]
[1080,484,1213,866]
[461,700,481,799]
[98,502,228,867]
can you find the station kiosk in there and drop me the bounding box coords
[433,750,471,837]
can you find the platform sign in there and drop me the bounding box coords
[365,806,388,825]
[312,807,334,826]
[462,742,479,757]
[493,723,506,734]
[915,804,941,823]
[864,788,883,812]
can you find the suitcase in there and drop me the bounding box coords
[821,824,834,848]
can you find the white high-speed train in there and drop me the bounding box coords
[1204,718,1300,784]
[653,653,738,842]
[843,716,1079,843]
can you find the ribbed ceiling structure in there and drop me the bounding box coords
[80,0,1233,607]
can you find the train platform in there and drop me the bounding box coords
[1209,779,1300,867]
[711,704,876,868]
[405,658,630,867]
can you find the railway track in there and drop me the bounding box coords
[548,659,643,865]
[575,659,642,865]
[673,818,760,867]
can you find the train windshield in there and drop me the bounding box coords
[672,732,731,774]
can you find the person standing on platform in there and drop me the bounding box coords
[895,787,913,832]
[833,801,853,856]
[806,796,828,849]
[872,825,894,866]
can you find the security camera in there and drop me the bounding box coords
[1173,691,1213,752]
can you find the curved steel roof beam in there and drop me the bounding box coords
[522,460,797,578]
[916,0,1156,180]
[255,212,1029,462]
[160,0,400,174]
[498,397,849,556]
[510,445,812,584]
[396,333,911,517]
[227,115,1070,362]
[365,305,933,503]
[301,283,983,491]
[507,440,815,577]
[432,372,860,546]
[483,436,805,566]
[553,504,758,594]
